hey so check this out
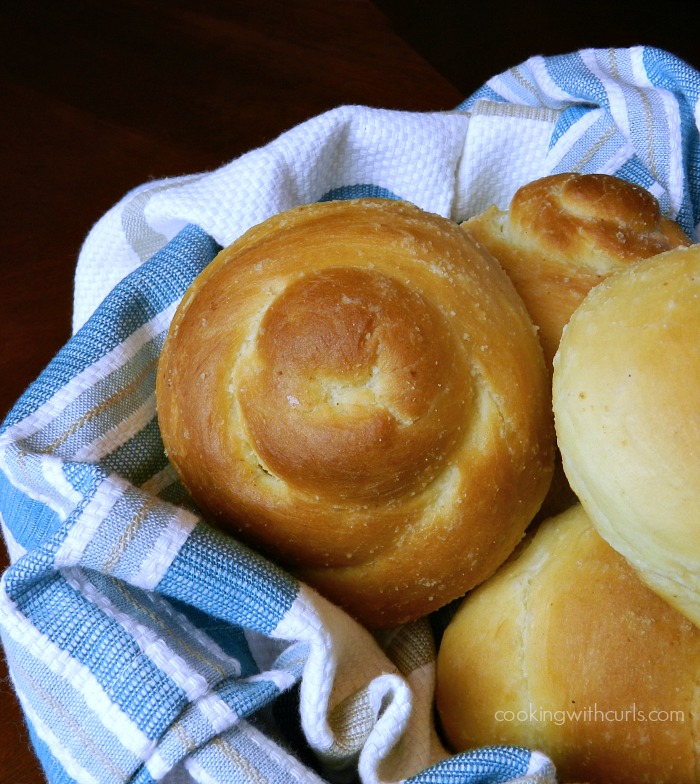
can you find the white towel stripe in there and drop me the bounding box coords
[53,474,127,568]
[579,49,632,141]
[20,700,101,784]
[630,46,686,217]
[0,582,155,760]
[71,392,157,463]
[0,447,76,523]
[62,568,225,706]
[0,301,178,448]
[0,514,27,563]
[527,54,580,105]
[130,507,198,590]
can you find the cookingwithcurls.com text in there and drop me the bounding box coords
[494,703,685,727]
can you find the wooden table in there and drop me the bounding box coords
[1,1,698,781]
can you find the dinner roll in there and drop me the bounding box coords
[462,173,689,366]
[552,244,700,628]
[156,198,554,627]
[436,504,700,784]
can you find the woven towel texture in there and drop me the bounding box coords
[1,47,699,784]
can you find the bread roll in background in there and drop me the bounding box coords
[156,198,554,628]
[461,172,690,367]
[436,504,700,784]
[553,243,700,629]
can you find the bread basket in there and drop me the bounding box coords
[1,47,699,784]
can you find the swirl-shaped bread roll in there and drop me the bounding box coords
[436,504,700,784]
[462,172,690,366]
[156,199,554,627]
[553,244,700,629]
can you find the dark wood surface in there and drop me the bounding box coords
[0,3,463,781]
[1,2,698,781]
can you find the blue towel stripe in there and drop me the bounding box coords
[2,224,220,430]
[458,47,700,238]
[156,525,299,637]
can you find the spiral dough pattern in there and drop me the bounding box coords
[156,199,554,627]
[462,172,690,367]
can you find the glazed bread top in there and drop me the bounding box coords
[462,172,690,365]
[502,172,689,271]
[156,198,554,627]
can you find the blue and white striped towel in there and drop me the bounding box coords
[1,47,699,784]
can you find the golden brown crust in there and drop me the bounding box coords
[553,243,700,629]
[156,198,555,627]
[436,505,700,784]
[462,173,690,367]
